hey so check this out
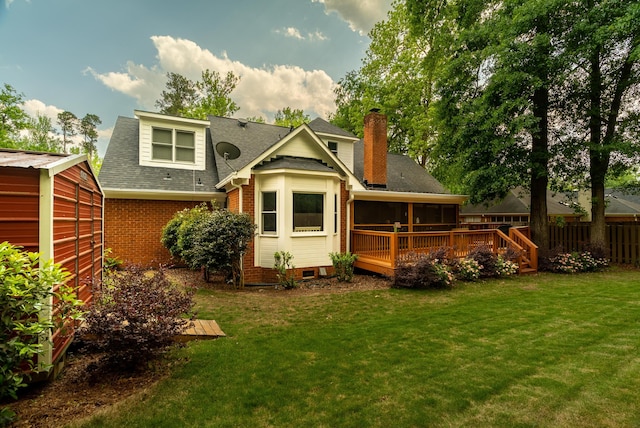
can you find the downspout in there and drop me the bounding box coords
[346,185,354,253]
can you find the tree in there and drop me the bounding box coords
[155,70,240,119]
[559,0,640,247]
[25,114,60,152]
[0,83,29,147]
[331,1,442,164]
[155,72,198,116]
[79,113,101,158]
[56,111,78,153]
[274,106,310,128]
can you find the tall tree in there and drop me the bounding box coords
[0,83,29,147]
[331,1,442,164]
[155,70,240,119]
[79,113,101,158]
[274,106,310,128]
[559,0,640,247]
[155,72,198,116]
[57,111,78,153]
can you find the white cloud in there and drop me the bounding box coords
[87,35,337,120]
[22,99,63,121]
[280,27,304,40]
[312,0,393,35]
[275,27,328,42]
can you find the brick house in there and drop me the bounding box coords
[100,109,467,283]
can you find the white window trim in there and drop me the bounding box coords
[151,127,196,165]
[260,190,279,236]
[292,191,326,235]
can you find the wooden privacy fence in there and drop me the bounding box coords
[549,224,640,265]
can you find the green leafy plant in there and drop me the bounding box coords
[103,248,122,271]
[329,252,358,282]
[162,205,256,287]
[79,265,195,371]
[274,251,296,289]
[0,242,70,424]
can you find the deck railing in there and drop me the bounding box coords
[351,228,537,276]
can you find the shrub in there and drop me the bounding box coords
[274,251,296,289]
[1,242,82,424]
[495,256,519,277]
[394,250,454,289]
[329,252,358,282]
[162,206,256,288]
[453,258,482,281]
[547,251,609,273]
[467,245,498,278]
[79,266,195,371]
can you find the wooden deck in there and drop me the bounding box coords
[351,227,538,276]
[177,319,226,342]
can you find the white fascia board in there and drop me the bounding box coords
[103,187,226,202]
[352,190,468,205]
[134,110,210,127]
[314,131,360,143]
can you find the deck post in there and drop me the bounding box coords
[390,232,399,268]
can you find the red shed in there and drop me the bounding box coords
[0,149,103,372]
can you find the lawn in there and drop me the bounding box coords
[74,268,640,427]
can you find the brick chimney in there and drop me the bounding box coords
[363,109,387,188]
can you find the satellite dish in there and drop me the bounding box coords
[216,142,241,160]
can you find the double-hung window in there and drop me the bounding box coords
[261,191,277,234]
[293,193,324,232]
[152,128,195,163]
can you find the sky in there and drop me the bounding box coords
[0,0,393,155]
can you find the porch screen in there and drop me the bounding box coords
[354,201,408,226]
[293,193,323,232]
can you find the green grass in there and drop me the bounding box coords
[75,268,640,427]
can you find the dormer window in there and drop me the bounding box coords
[328,141,338,154]
[152,127,195,163]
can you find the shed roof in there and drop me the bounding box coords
[0,148,71,169]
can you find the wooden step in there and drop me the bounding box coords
[175,319,226,342]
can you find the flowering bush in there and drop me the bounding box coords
[394,250,455,289]
[454,258,482,281]
[495,256,519,277]
[548,251,608,273]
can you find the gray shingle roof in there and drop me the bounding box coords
[308,118,358,139]
[100,116,221,194]
[352,140,448,194]
[254,156,336,173]
[209,116,290,180]
[461,188,576,215]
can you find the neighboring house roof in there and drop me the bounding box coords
[352,140,447,194]
[605,190,640,215]
[100,116,223,200]
[461,188,577,216]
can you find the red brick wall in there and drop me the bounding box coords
[240,176,261,283]
[363,111,388,186]
[104,199,205,267]
[227,188,240,212]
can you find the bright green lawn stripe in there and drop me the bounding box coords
[74,269,640,428]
